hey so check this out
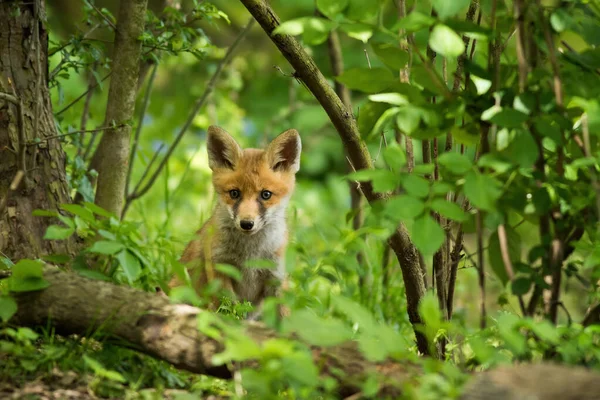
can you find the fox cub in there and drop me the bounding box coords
[170,125,301,318]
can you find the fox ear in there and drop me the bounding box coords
[207,126,242,170]
[266,129,301,173]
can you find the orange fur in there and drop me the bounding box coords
[170,125,301,319]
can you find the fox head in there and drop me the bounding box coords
[207,125,301,234]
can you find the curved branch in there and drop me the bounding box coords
[239,0,428,355]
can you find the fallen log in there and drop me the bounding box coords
[7,267,600,399]
[460,363,600,400]
[9,266,414,397]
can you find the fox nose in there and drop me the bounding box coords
[240,220,254,231]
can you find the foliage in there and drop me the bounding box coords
[3,0,600,398]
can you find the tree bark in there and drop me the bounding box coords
[239,0,428,355]
[0,1,75,260]
[11,266,415,398]
[90,0,147,216]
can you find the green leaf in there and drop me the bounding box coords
[488,226,522,286]
[511,277,531,296]
[394,12,435,32]
[331,295,377,329]
[396,106,422,134]
[384,195,426,221]
[60,203,95,223]
[463,170,502,211]
[282,310,353,347]
[488,109,529,128]
[303,18,336,45]
[383,142,407,171]
[371,42,409,70]
[432,0,471,19]
[368,93,408,106]
[116,250,142,283]
[12,259,44,280]
[346,0,379,21]
[504,129,538,168]
[358,101,390,135]
[88,240,125,255]
[83,202,116,218]
[401,174,430,198]
[368,107,400,138]
[273,17,336,45]
[215,263,243,282]
[347,169,398,192]
[44,225,74,240]
[339,23,373,43]
[336,67,395,93]
[429,24,465,58]
[437,152,473,175]
[412,214,445,255]
[316,0,349,18]
[0,296,17,322]
[10,277,50,292]
[430,199,467,222]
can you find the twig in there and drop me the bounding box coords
[126,63,158,197]
[85,0,117,30]
[497,224,527,315]
[514,0,528,93]
[412,43,452,100]
[77,66,97,158]
[55,72,112,116]
[446,224,463,317]
[582,114,600,226]
[27,125,127,146]
[363,48,372,69]
[125,18,255,206]
[476,210,486,329]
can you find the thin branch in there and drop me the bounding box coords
[126,63,158,197]
[77,66,97,159]
[125,18,255,205]
[412,43,452,101]
[497,224,526,315]
[27,125,127,146]
[476,210,486,329]
[536,0,563,108]
[582,114,600,226]
[85,0,117,30]
[55,72,112,116]
[514,0,528,93]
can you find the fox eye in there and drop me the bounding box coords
[229,189,241,199]
[260,190,272,200]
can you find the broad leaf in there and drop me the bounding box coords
[0,296,17,322]
[412,214,445,255]
[336,67,395,93]
[463,170,502,211]
[437,152,473,175]
[88,240,125,255]
[429,24,465,58]
[401,174,429,198]
[432,0,471,19]
[430,199,467,222]
[316,0,349,18]
[384,195,426,222]
[116,250,142,282]
[371,42,409,70]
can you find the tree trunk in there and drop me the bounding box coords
[0,1,75,260]
[90,0,147,217]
